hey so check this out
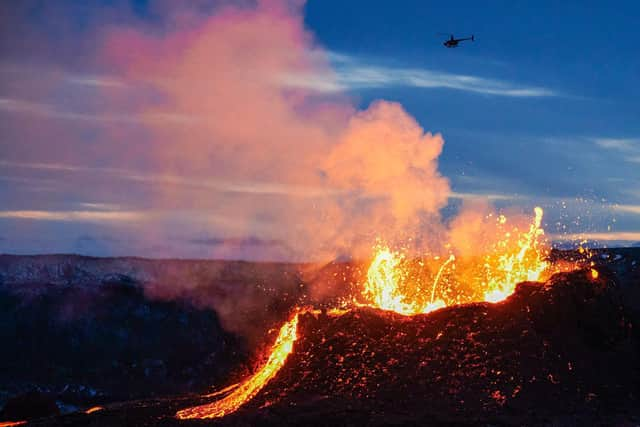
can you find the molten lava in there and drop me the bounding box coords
[363,207,552,313]
[483,206,548,302]
[176,311,300,419]
[363,246,447,315]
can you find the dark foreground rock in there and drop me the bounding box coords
[22,267,640,427]
[1,249,639,426]
[0,279,246,408]
[0,392,59,421]
[0,255,309,411]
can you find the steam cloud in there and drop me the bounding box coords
[100,0,450,261]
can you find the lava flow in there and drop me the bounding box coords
[176,207,574,420]
[176,311,300,419]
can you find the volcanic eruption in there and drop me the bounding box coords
[2,2,639,426]
[175,207,588,420]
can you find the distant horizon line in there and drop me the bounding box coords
[1,242,638,264]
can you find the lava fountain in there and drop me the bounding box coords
[362,207,552,314]
[483,206,548,303]
[176,207,571,419]
[362,247,447,315]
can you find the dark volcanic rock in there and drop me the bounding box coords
[0,254,312,411]
[0,391,59,420]
[1,250,639,426]
[0,278,245,408]
[214,269,638,426]
[29,266,640,426]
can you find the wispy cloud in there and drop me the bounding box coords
[593,138,639,151]
[614,204,640,215]
[188,236,285,248]
[0,98,193,124]
[282,54,558,98]
[553,231,640,242]
[0,210,145,222]
[592,137,640,164]
[449,191,519,201]
[76,202,126,211]
[1,63,127,88]
[0,160,341,198]
[65,75,126,88]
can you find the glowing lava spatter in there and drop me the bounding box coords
[431,254,455,305]
[364,207,552,312]
[483,206,548,302]
[176,311,300,419]
[363,247,447,315]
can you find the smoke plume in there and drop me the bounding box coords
[99,0,450,261]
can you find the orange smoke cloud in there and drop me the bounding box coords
[99,0,450,261]
[321,101,450,257]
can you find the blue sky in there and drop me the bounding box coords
[1,0,639,258]
[305,0,640,239]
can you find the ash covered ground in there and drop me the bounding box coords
[1,249,639,426]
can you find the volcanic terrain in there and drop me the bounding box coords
[1,249,639,426]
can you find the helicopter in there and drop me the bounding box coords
[441,34,474,48]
